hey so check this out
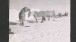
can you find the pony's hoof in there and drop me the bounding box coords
[25,26,30,27]
[36,21,38,23]
[41,21,43,23]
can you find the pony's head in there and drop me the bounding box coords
[22,7,30,12]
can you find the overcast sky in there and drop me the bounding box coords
[9,0,70,12]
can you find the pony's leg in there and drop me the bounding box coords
[19,20,24,26]
[33,15,38,23]
[21,20,25,26]
[41,20,44,23]
[44,17,46,21]
[36,19,38,23]
[22,21,24,26]
[19,20,22,26]
[34,16,38,23]
[41,17,44,23]
[48,16,50,21]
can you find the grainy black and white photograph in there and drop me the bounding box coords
[9,0,70,42]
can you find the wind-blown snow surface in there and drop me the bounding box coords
[9,8,70,42]
[9,14,70,42]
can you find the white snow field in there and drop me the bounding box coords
[9,9,70,42]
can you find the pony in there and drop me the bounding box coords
[33,11,51,23]
[19,7,30,26]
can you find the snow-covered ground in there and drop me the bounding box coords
[9,8,70,42]
[9,15,70,42]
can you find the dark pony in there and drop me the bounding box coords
[19,7,30,26]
